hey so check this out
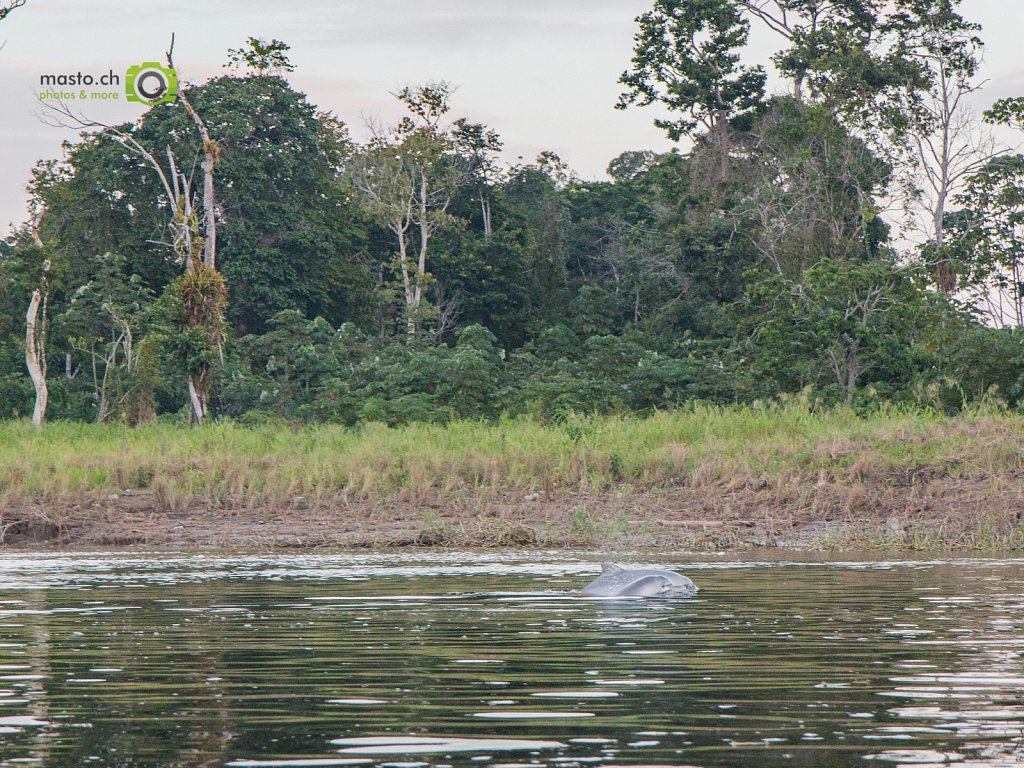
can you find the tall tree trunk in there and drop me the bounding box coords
[26,216,48,429]
[188,378,207,425]
[842,333,859,406]
[198,139,217,268]
[716,110,730,183]
[415,173,429,306]
[182,105,217,424]
[480,191,493,240]
[169,38,223,425]
[176,90,217,270]
[932,70,954,293]
[25,290,47,428]
[393,226,416,343]
[933,189,954,293]
[409,173,431,342]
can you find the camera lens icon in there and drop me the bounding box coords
[125,62,178,106]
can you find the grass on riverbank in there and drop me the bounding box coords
[1,403,1022,549]
[0,404,1020,502]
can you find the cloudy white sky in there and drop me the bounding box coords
[1,0,1023,231]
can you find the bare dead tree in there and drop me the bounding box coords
[167,34,217,270]
[431,280,462,339]
[903,70,1002,293]
[38,35,224,424]
[822,283,889,405]
[909,96,999,292]
[39,100,199,267]
[349,85,467,342]
[25,206,48,427]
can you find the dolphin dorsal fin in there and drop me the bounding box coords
[601,562,624,574]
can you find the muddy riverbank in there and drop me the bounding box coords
[2,408,1023,551]
[4,472,1022,551]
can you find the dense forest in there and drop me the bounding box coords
[4,0,1024,428]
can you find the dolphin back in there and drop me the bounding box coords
[580,562,698,598]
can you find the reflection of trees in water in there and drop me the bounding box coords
[5,562,1024,766]
[24,589,52,765]
[167,652,236,768]
[99,586,239,767]
[877,563,1024,765]
[5,583,242,765]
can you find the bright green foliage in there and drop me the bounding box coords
[739,259,943,404]
[225,37,295,75]
[1,405,1019,508]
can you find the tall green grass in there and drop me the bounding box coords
[0,404,1020,512]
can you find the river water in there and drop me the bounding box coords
[1,551,1024,767]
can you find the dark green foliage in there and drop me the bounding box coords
[33,75,372,336]
[946,155,1024,326]
[618,0,766,142]
[3,20,1021,428]
[742,98,890,276]
[345,324,505,425]
[219,310,351,420]
[216,314,507,425]
[187,77,371,333]
[944,326,1024,407]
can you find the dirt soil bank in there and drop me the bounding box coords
[3,472,1023,551]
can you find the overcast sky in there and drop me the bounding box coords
[1,0,1023,232]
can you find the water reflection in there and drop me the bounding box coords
[0,552,1023,766]
[871,568,1024,767]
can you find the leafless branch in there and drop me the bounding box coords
[166,33,218,269]
[38,98,198,268]
[431,281,462,338]
[0,0,26,22]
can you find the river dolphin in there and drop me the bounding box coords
[580,562,698,598]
